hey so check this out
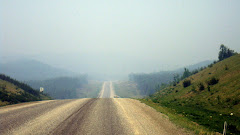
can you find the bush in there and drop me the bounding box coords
[198,83,205,91]
[226,98,231,102]
[152,98,159,103]
[207,77,219,85]
[208,63,213,68]
[207,85,210,91]
[191,85,196,92]
[183,80,191,87]
[191,69,199,75]
[232,99,240,105]
[225,65,228,70]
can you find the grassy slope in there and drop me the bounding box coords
[0,79,51,106]
[113,81,142,98]
[146,54,240,134]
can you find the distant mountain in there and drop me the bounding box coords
[175,60,213,72]
[0,59,75,81]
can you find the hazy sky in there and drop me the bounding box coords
[1,0,240,75]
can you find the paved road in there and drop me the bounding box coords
[0,81,190,135]
[98,81,115,98]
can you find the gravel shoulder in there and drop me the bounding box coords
[114,98,192,135]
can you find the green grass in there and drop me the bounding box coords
[145,54,240,134]
[113,81,142,98]
[138,99,216,135]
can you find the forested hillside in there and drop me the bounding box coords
[0,74,51,106]
[27,75,88,99]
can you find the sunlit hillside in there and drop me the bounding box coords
[148,54,240,134]
[0,74,51,106]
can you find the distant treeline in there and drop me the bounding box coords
[129,72,175,95]
[27,75,88,99]
[129,44,237,96]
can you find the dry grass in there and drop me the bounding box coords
[0,79,24,94]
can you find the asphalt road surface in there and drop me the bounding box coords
[0,81,190,135]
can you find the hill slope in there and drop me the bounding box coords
[0,74,51,106]
[129,60,213,96]
[0,59,75,81]
[148,54,240,134]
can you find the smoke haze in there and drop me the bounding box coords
[1,0,240,78]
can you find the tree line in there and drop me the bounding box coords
[27,75,88,99]
[129,71,175,95]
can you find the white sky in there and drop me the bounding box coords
[1,0,240,75]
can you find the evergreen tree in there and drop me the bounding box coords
[182,68,191,79]
[218,44,236,61]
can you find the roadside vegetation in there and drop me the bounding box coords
[0,74,51,106]
[139,99,216,135]
[137,45,239,134]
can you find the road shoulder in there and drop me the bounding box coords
[114,98,192,135]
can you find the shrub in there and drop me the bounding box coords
[207,85,210,91]
[225,65,229,70]
[208,63,213,68]
[191,85,196,92]
[207,77,219,85]
[232,99,240,105]
[183,80,191,87]
[152,98,159,103]
[198,83,205,91]
[191,69,199,75]
[226,98,231,102]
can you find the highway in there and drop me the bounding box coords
[98,81,115,98]
[0,81,190,135]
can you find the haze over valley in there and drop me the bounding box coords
[1,1,240,134]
